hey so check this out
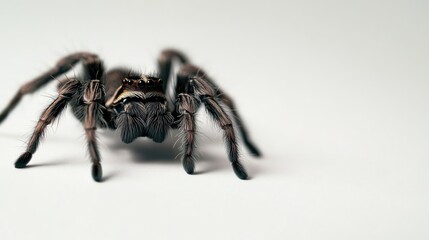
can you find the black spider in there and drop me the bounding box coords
[0,49,261,182]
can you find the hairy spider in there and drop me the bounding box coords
[0,49,261,182]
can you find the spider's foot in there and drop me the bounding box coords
[249,146,261,157]
[0,111,8,124]
[91,163,103,182]
[245,140,262,157]
[232,162,248,180]
[182,155,195,174]
[15,152,32,168]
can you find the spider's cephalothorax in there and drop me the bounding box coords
[0,50,261,182]
[106,74,173,144]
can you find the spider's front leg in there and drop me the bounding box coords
[194,79,248,179]
[159,49,261,158]
[15,53,108,182]
[15,80,82,168]
[175,92,199,174]
[15,78,106,181]
[82,79,106,182]
[174,71,248,179]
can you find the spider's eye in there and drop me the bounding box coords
[147,79,154,88]
[138,80,145,88]
[122,79,132,85]
[158,79,163,85]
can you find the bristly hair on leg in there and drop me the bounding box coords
[175,92,199,174]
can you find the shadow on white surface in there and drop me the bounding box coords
[100,129,264,178]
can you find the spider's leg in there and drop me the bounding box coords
[192,76,248,179]
[15,80,82,168]
[82,79,106,182]
[174,92,199,174]
[177,64,261,157]
[215,90,261,156]
[0,52,99,124]
[174,68,248,179]
[16,55,108,182]
[158,49,188,92]
[73,56,108,182]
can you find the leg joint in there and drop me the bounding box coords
[85,127,97,132]
[199,94,214,101]
[38,118,51,125]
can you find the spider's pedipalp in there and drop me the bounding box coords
[115,101,147,143]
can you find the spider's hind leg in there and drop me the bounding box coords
[158,49,188,92]
[0,52,99,124]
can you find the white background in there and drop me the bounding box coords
[0,0,428,239]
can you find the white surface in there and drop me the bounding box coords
[0,0,428,239]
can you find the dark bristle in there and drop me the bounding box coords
[126,75,143,80]
[125,69,142,80]
[146,75,160,81]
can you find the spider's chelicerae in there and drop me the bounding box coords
[0,49,261,182]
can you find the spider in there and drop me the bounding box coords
[0,49,261,182]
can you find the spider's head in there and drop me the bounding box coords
[106,75,164,107]
[106,74,172,144]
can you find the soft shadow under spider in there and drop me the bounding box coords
[100,171,119,182]
[24,159,72,168]
[104,131,231,174]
